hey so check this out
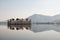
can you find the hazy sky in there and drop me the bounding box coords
[0,0,60,20]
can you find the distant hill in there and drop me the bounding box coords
[27,14,60,23]
[0,20,7,25]
[53,14,60,20]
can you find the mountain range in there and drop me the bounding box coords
[27,14,60,23]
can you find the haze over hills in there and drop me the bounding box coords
[27,14,60,23]
[0,14,60,24]
[53,14,60,20]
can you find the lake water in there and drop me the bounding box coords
[0,24,60,40]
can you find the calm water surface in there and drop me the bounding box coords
[0,24,60,40]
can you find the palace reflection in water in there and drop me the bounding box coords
[8,25,31,30]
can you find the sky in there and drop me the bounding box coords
[0,0,60,21]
